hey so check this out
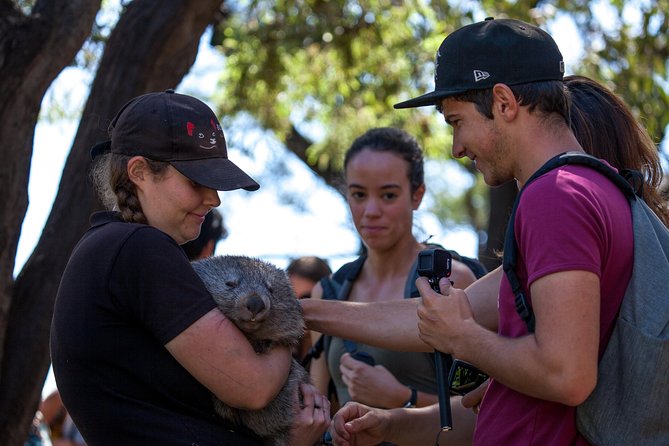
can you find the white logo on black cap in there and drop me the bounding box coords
[474,70,490,82]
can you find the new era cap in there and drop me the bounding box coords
[394,17,565,109]
[108,89,259,191]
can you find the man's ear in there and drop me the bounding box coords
[491,84,519,122]
[127,156,148,186]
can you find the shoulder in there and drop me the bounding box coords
[526,164,625,201]
[331,257,366,281]
[88,211,179,250]
[520,165,629,224]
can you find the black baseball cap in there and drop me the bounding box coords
[394,17,565,109]
[105,89,259,191]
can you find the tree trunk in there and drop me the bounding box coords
[0,0,101,442]
[2,0,225,443]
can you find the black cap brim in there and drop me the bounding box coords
[394,88,465,109]
[171,158,260,191]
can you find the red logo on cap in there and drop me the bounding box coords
[185,120,217,150]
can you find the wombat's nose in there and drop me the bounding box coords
[245,295,267,320]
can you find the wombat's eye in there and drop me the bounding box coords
[225,280,238,288]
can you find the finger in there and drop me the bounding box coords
[438,276,453,295]
[415,276,433,297]
[330,410,352,444]
[461,379,488,409]
[300,382,316,410]
[314,393,328,412]
[345,410,378,434]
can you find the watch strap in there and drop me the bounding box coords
[403,386,418,408]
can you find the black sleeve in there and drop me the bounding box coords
[109,227,217,344]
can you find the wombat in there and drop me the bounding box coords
[191,255,311,446]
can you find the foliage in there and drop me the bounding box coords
[553,0,669,147]
[213,1,461,168]
[211,0,669,234]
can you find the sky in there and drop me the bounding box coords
[22,6,664,397]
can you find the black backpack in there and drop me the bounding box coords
[503,152,669,445]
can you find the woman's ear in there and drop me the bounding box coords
[412,183,426,210]
[127,156,148,187]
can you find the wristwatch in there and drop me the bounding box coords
[403,386,418,408]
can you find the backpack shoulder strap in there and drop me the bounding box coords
[320,256,366,302]
[503,152,639,333]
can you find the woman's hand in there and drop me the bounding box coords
[289,382,331,446]
[339,353,409,409]
[461,379,489,414]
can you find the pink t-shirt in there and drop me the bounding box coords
[474,165,633,446]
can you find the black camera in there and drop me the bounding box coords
[417,248,452,292]
[448,359,489,396]
[416,248,454,430]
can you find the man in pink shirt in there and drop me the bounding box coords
[321,17,632,446]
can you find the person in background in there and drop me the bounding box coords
[181,208,227,260]
[50,90,329,446]
[287,256,332,300]
[37,390,86,446]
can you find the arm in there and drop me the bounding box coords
[417,270,600,405]
[451,259,477,289]
[307,281,334,396]
[329,398,475,446]
[466,266,501,332]
[39,390,65,425]
[308,335,331,396]
[302,267,502,352]
[165,308,292,410]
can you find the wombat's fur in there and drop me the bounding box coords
[191,255,310,446]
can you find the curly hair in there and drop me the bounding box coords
[344,127,425,193]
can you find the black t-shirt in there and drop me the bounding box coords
[50,212,261,445]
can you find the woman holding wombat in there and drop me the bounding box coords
[50,90,330,446]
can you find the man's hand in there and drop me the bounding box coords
[328,401,390,446]
[416,277,475,356]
